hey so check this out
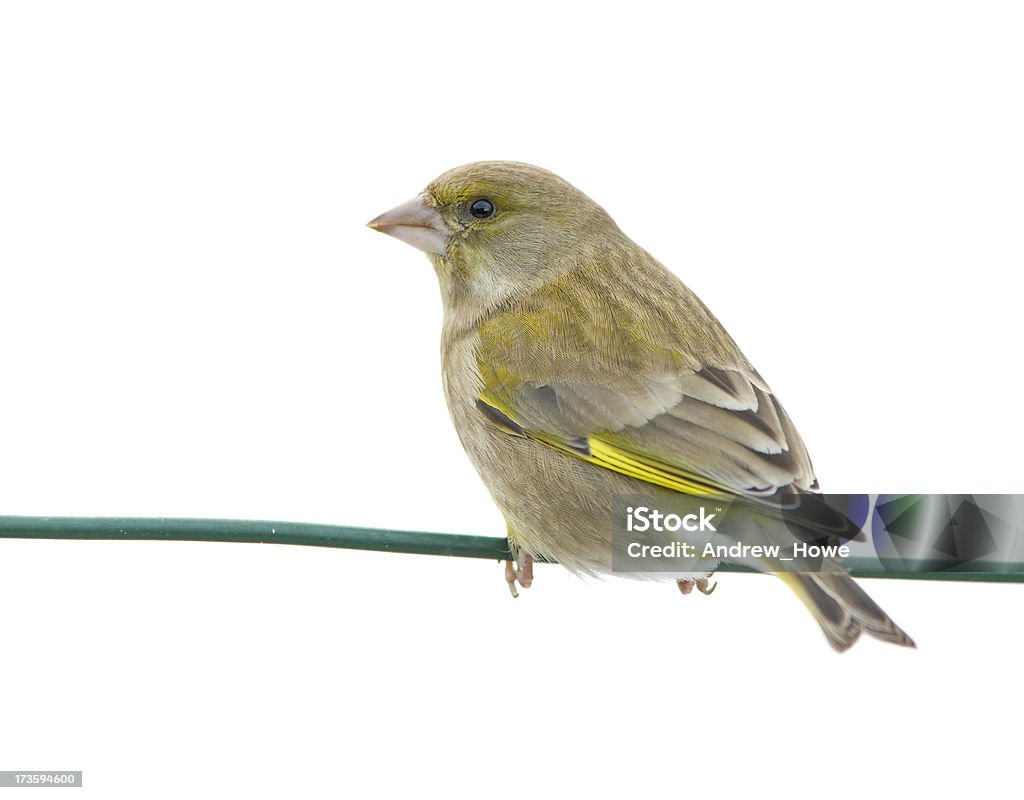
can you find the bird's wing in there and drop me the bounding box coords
[477,363,817,499]
[475,362,867,541]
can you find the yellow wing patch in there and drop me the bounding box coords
[586,437,730,498]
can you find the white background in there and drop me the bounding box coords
[1,2,1022,798]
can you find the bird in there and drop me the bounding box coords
[368,161,914,651]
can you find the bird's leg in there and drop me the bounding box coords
[504,560,518,597]
[504,552,534,598]
[677,579,694,595]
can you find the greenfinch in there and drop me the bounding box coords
[369,161,913,651]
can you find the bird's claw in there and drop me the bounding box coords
[504,553,534,598]
[677,575,717,596]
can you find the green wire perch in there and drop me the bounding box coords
[1,516,1022,583]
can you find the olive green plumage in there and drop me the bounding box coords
[368,161,914,651]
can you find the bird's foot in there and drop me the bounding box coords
[504,553,534,598]
[677,575,717,596]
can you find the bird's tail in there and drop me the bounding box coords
[777,571,916,652]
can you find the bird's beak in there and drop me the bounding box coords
[367,194,448,255]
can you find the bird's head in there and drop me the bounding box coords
[368,161,620,314]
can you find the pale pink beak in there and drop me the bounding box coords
[367,193,448,255]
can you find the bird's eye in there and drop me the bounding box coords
[470,198,496,219]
